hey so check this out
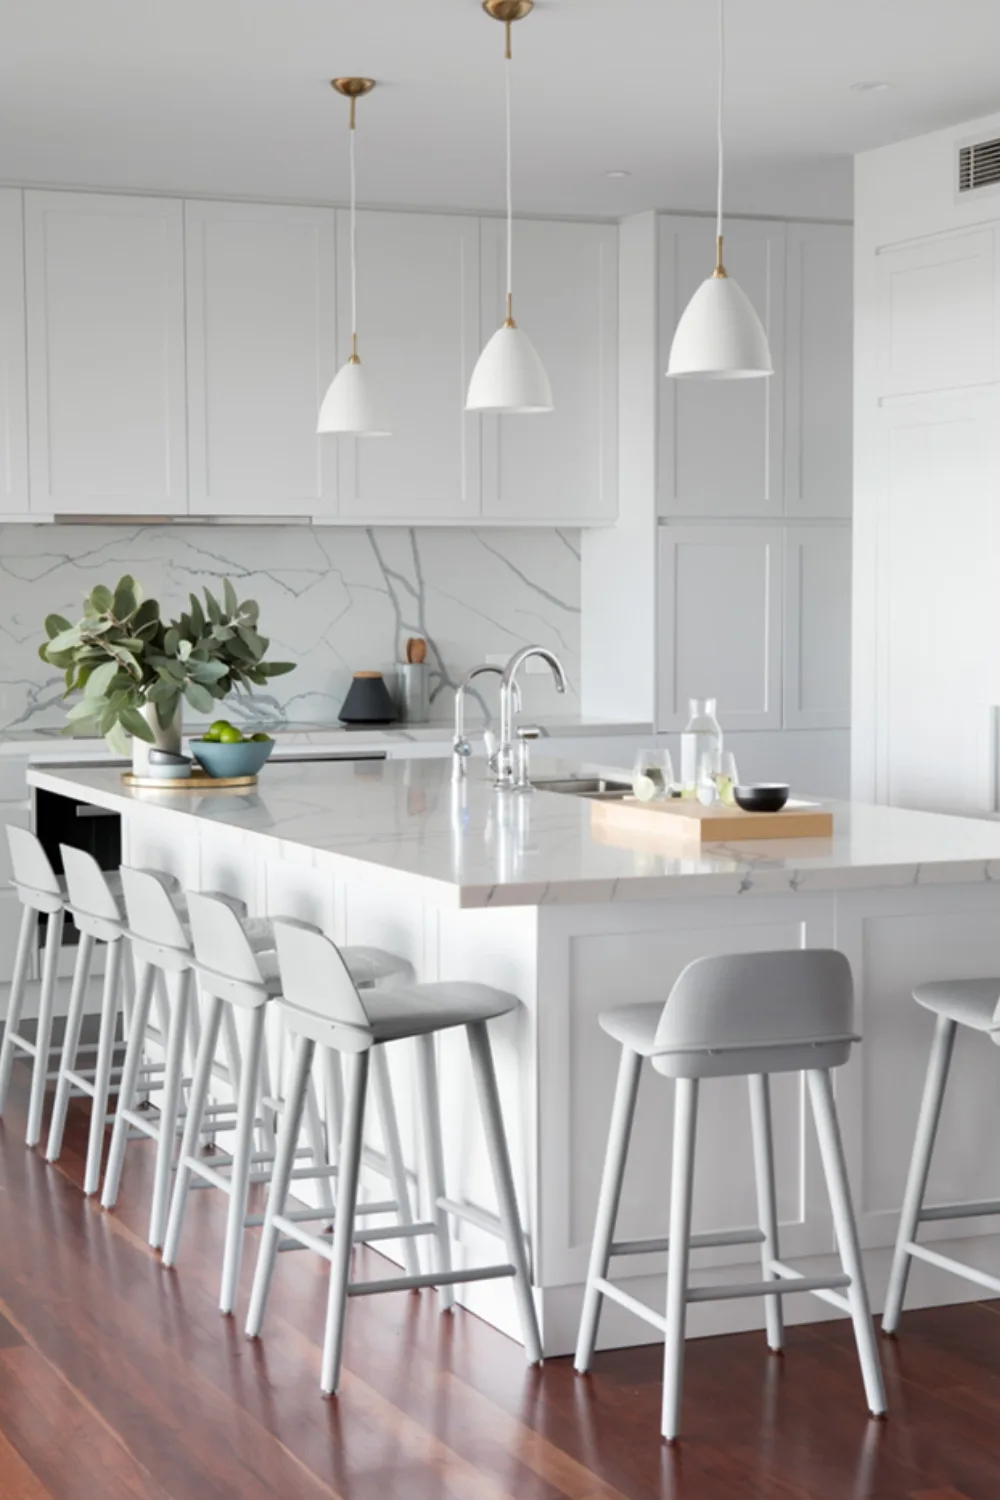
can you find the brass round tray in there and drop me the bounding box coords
[121,771,258,790]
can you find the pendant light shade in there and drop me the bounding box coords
[466,0,553,415]
[317,77,390,437]
[667,0,772,381]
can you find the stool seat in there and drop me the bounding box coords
[599,1002,665,1054]
[913,978,1000,1032]
[252,944,413,995]
[283,979,518,1045]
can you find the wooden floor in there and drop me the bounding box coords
[1,1068,1000,1500]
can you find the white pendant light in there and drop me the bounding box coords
[318,78,391,436]
[466,0,553,415]
[667,0,773,380]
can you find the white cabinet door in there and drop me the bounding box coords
[185,201,337,518]
[658,216,786,519]
[25,191,187,516]
[0,191,28,516]
[784,223,853,518]
[783,524,851,729]
[657,524,783,732]
[480,218,618,522]
[877,228,998,398]
[336,211,481,522]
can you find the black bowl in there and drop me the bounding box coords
[733,783,790,814]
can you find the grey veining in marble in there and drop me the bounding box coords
[0,523,580,733]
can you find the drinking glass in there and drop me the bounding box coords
[632,748,667,802]
[715,751,739,807]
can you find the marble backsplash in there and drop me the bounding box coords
[0,524,581,733]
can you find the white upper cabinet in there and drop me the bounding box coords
[0,191,28,515]
[658,216,786,519]
[25,191,187,516]
[877,228,998,399]
[783,524,851,729]
[784,223,853,518]
[479,218,618,522]
[185,201,336,518]
[335,211,481,522]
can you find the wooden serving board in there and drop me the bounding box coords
[591,796,833,845]
[121,771,258,791]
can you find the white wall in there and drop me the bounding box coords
[854,106,1000,812]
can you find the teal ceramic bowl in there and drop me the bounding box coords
[190,737,274,779]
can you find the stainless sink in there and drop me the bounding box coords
[532,776,631,799]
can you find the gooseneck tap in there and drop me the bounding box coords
[452,663,521,780]
[496,645,568,789]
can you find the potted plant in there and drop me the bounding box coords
[39,575,294,772]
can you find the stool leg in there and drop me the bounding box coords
[748,1072,784,1353]
[372,1044,420,1278]
[415,1032,454,1311]
[246,1033,315,1340]
[102,961,156,1210]
[575,1046,642,1373]
[662,1077,699,1443]
[148,968,192,1250]
[466,1019,542,1365]
[807,1068,886,1417]
[162,992,224,1271]
[45,930,95,1165]
[82,937,124,1196]
[302,1070,335,1218]
[219,1003,267,1316]
[323,1047,345,1168]
[26,907,65,1148]
[321,1047,370,1396]
[0,904,38,1116]
[882,1014,956,1336]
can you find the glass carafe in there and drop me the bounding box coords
[680,697,723,797]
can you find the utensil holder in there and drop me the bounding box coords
[399,663,429,724]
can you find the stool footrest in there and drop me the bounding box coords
[904,1241,1000,1296]
[763,1259,852,1312]
[437,1196,504,1240]
[609,1226,766,1258]
[347,1264,516,1298]
[917,1198,1000,1223]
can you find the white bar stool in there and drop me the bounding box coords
[100,866,278,1249]
[574,949,886,1442]
[163,891,418,1316]
[884,977,1000,1331]
[0,826,69,1147]
[46,845,172,1193]
[245,920,542,1397]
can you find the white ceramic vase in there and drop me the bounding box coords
[131,701,183,776]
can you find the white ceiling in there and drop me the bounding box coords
[1,0,999,222]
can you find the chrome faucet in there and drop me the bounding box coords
[496,646,569,790]
[452,663,521,780]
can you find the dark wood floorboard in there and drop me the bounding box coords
[1,1065,1000,1498]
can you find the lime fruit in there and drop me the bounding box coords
[218,724,244,744]
[249,732,271,743]
[204,718,232,742]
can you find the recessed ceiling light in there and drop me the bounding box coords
[604,169,631,179]
[850,80,891,93]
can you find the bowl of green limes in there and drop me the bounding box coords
[191,720,275,779]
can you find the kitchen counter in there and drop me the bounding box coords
[26,758,1000,1361]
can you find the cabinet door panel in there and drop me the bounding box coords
[480,219,617,522]
[877,228,997,397]
[784,223,852,517]
[657,524,782,732]
[25,191,187,515]
[336,212,481,521]
[0,190,28,515]
[783,525,851,729]
[185,201,336,517]
[658,217,785,519]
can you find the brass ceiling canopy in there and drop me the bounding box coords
[482,1,535,19]
[330,77,376,99]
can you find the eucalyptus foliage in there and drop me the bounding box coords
[39,576,294,755]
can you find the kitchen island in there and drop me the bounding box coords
[26,757,1000,1354]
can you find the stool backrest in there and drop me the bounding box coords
[6,825,61,907]
[273,921,371,1044]
[655,949,855,1057]
[186,891,270,1010]
[60,845,122,922]
[120,865,189,957]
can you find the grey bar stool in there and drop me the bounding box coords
[246,920,542,1397]
[884,977,1000,1331]
[162,891,417,1316]
[574,949,886,1442]
[0,826,69,1147]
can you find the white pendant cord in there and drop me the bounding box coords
[349,111,358,356]
[505,45,514,319]
[716,0,725,251]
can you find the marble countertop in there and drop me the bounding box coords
[0,715,648,762]
[27,758,1000,910]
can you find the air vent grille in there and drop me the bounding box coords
[959,137,1000,193]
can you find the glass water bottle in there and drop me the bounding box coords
[680,697,723,797]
